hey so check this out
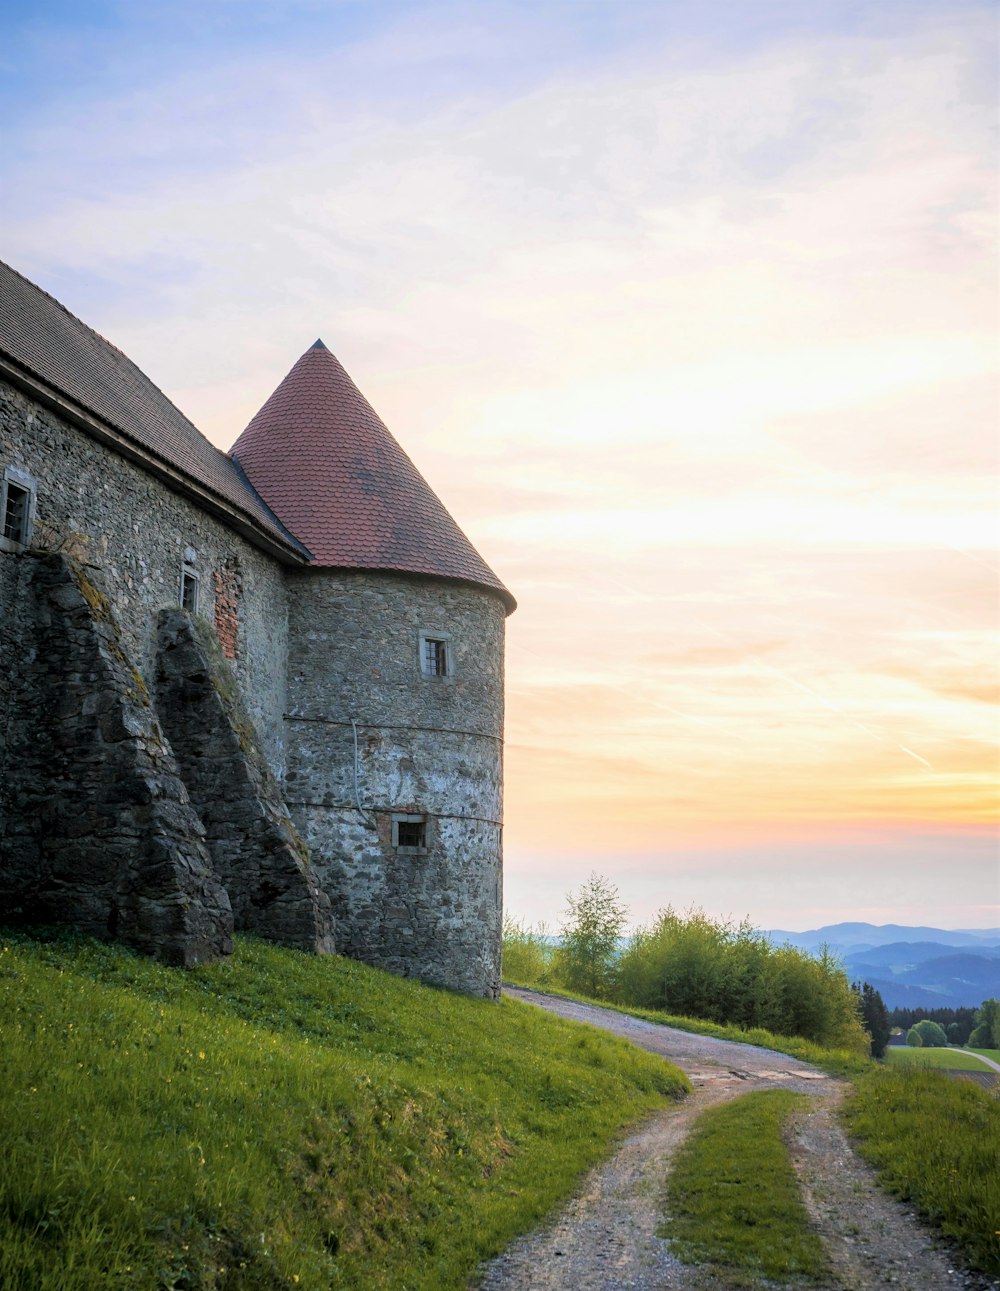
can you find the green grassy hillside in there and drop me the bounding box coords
[884,1046,995,1071]
[0,931,688,1291]
[844,1066,1000,1274]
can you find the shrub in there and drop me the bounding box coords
[616,907,867,1051]
[501,916,554,985]
[910,1019,948,1048]
[906,1026,924,1046]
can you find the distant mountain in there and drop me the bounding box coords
[843,940,999,968]
[767,922,1000,954]
[844,954,1000,1010]
[763,924,1000,1009]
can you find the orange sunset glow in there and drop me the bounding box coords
[5,0,997,930]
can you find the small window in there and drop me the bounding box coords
[396,819,425,848]
[423,638,448,676]
[418,630,453,679]
[1,466,36,549]
[3,483,30,543]
[180,566,200,613]
[392,814,429,852]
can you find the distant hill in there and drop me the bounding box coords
[843,940,997,968]
[765,923,1000,1009]
[766,923,1000,954]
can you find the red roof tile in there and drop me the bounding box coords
[230,342,515,612]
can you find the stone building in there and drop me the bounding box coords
[0,259,514,997]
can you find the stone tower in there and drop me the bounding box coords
[231,342,515,998]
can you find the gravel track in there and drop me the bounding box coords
[476,989,998,1291]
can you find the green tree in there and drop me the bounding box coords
[906,1026,923,1047]
[911,1019,948,1048]
[853,981,891,1059]
[969,998,1000,1049]
[556,873,628,999]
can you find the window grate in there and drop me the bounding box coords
[396,819,426,848]
[3,483,29,543]
[422,638,448,676]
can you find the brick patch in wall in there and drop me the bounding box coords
[213,557,241,659]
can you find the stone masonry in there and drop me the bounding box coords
[284,571,505,997]
[0,260,513,993]
[155,609,334,954]
[0,553,234,965]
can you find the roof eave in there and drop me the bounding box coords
[0,355,312,567]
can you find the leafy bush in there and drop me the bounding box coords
[615,907,867,1051]
[891,1005,977,1045]
[501,916,555,985]
[910,1019,948,1048]
[906,1026,923,1046]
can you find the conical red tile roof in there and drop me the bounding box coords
[230,342,514,611]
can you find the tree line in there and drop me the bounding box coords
[503,873,871,1054]
[903,1000,1000,1050]
[889,1005,978,1046]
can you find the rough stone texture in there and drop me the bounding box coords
[0,552,234,965]
[1,361,511,994]
[156,609,335,954]
[284,570,506,997]
[0,378,291,772]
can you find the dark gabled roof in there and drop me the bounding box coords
[0,259,310,562]
[230,341,515,612]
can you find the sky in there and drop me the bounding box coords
[2,0,997,933]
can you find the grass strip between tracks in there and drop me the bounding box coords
[659,1088,828,1287]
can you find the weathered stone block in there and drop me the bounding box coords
[156,609,334,955]
[0,552,234,965]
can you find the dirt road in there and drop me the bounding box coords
[477,989,997,1291]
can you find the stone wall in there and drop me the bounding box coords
[155,609,334,954]
[0,553,234,965]
[284,570,506,997]
[0,378,291,771]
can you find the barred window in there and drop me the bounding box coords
[418,630,453,679]
[392,814,429,853]
[422,637,448,676]
[3,482,29,543]
[1,466,36,548]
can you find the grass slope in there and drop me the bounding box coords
[0,931,688,1291]
[843,1066,1000,1275]
[659,1089,828,1286]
